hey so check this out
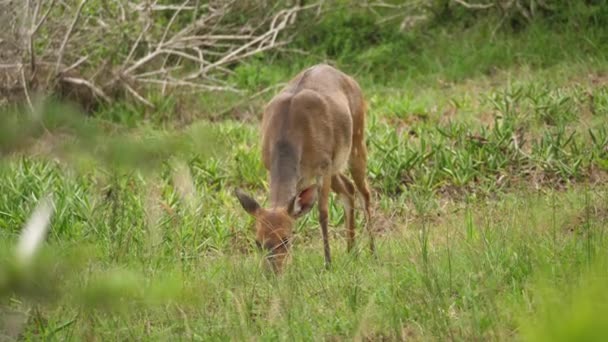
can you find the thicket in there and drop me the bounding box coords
[2,0,607,115]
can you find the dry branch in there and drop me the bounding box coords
[20,66,34,112]
[2,0,321,109]
[32,0,56,35]
[61,76,110,103]
[123,81,155,108]
[55,0,89,73]
[115,1,319,105]
[452,0,494,9]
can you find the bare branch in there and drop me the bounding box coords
[134,66,184,79]
[137,78,242,93]
[55,0,89,73]
[124,50,163,74]
[20,65,34,112]
[199,7,296,74]
[123,21,152,68]
[174,35,255,43]
[24,0,38,72]
[452,0,494,9]
[123,82,155,108]
[32,0,56,35]
[157,0,191,51]
[31,0,41,27]
[162,49,209,65]
[129,4,200,12]
[61,55,88,74]
[5,0,322,108]
[0,63,23,69]
[61,76,111,103]
[516,0,532,21]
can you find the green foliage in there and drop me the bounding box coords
[364,80,608,197]
[423,0,608,31]
[539,0,608,29]
[230,57,291,90]
[276,1,608,86]
[295,10,400,61]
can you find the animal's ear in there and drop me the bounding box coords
[235,189,260,217]
[287,186,317,218]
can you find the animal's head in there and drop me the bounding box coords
[234,187,317,272]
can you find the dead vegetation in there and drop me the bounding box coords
[0,0,320,111]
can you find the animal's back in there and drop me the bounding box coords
[283,64,363,108]
[261,64,363,187]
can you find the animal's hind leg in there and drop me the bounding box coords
[331,174,356,252]
[350,140,375,254]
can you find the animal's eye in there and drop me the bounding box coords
[281,237,290,246]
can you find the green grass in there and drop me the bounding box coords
[1,67,608,339]
[1,182,607,340]
[2,13,608,340]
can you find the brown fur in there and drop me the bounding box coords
[236,64,374,272]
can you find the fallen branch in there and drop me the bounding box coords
[452,0,494,9]
[0,63,23,69]
[61,76,111,103]
[123,81,155,108]
[137,77,242,93]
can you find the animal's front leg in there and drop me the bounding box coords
[318,175,332,269]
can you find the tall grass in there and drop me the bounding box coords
[2,184,607,340]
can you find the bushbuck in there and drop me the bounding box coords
[235,64,374,272]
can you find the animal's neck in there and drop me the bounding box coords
[269,140,301,207]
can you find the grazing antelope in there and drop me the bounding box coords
[235,64,374,272]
